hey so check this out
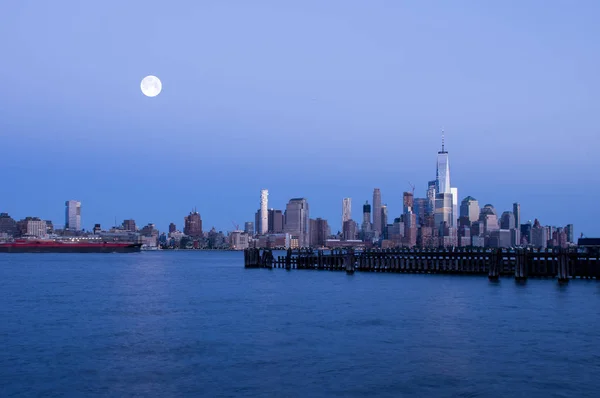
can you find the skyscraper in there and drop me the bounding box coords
[450,187,458,227]
[459,196,480,226]
[65,200,81,231]
[361,200,371,236]
[500,211,516,230]
[284,198,310,247]
[259,189,268,235]
[184,210,203,237]
[372,189,382,237]
[342,198,352,228]
[513,203,521,227]
[268,209,284,233]
[435,134,450,195]
[380,205,388,239]
[427,180,436,215]
[434,193,453,230]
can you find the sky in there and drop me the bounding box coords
[1,1,599,236]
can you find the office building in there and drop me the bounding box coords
[184,210,202,237]
[500,211,515,230]
[244,221,254,236]
[372,189,382,237]
[122,219,137,232]
[0,213,17,237]
[434,193,453,231]
[342,220,358,241]
[268,209,284,233]
[513,203,521,228]
[459,196,480,226]
[65,200,81,231]
[169,223,176,233]
[380,205,388,239]
[450,187,458,227]
[284,198,310,247]
[310,218,329,247]
[435,134,450,195]
[565,224,574,243]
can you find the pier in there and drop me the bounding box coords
[243,247,600,281]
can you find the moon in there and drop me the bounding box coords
[140,75,162,97]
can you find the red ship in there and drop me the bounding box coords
[0,239,142,253]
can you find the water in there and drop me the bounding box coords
[1,251,599,397]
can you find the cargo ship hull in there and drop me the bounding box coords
[0,242,142,253]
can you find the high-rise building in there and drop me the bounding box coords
[244,221,254,236]
[434,193,453,230]
[513,203,521,228]
[0,213,18,237]
[413,198,428,226]
[403,192,414,214]
[479,204,499,234]
[169,223,176,233]
[26,218,47,238]
[259,189,268,235]
[531,219,547,249]
[122,219,137,232]
[565,224,574,243]
[65,200,81,231]
[268,209,284,233]
[521,222,533,245]
[450,187,458,227]
[435,134,451,195]
[342,220,357,241]
[342,198,352,227]
[184,210,202,237]
[427,180,436,215]
[310,218,329,247]
[459,196,480,226]
[372,189,382,237]
[361,201,372,237]
[500,212,515,230]
[380,205,388,239]
[284,198,310,247]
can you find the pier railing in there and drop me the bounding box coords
[243,247,600,282]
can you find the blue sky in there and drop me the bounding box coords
[1,1,598,236]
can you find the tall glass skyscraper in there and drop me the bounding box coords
[65,200,81,231]
[342,198,352,227]
[436,136,450,195]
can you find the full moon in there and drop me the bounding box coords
[140,75,162,97]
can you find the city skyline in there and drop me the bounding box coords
[1,2,598,236]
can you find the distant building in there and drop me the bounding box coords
[169,223,176,234]
[459,196,480,226]
[520,222,532,245]
[26,218,47,238]
[500,211,515,230]
[372,189,382,237]
[434,193,453,232]
[284,198,310,247]
[0,213,17,237]
[380,205,388,239]
[229,231,249,250]
[268,209,284,234]
[413,198,428,226]
[310,218,329,247]
[122,219,137,232]
[244,221,254,236]
[184,210,202,237]
[65,200,81,231]
[342,220,358,241]
[342,198,352,227]
[361,200,372,238]
[531,219,547,249]
[93,224,102,234]
[513,203,521,228]
[45,220,54,234]
[259,189,268,235]
[565,224,574,243]
[479,204,499,234]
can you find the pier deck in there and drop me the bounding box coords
[244,247,600,281]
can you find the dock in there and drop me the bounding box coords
[243,247,600,281]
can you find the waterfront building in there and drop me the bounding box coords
[65,200,81,231]
[0,213,17,237]
[310,218,329,247]
[184,210,202,237]
[531,219,547,249]
[259,189,268,235]
[284,198,310,247]
[342,220,358,241]
[92,223,102,234]
[268,209,284,234]
[169,223,176,233]
[122,219,137,232]
[25,218,47,238]
[229,231,249,250]
[372,189,382,237]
